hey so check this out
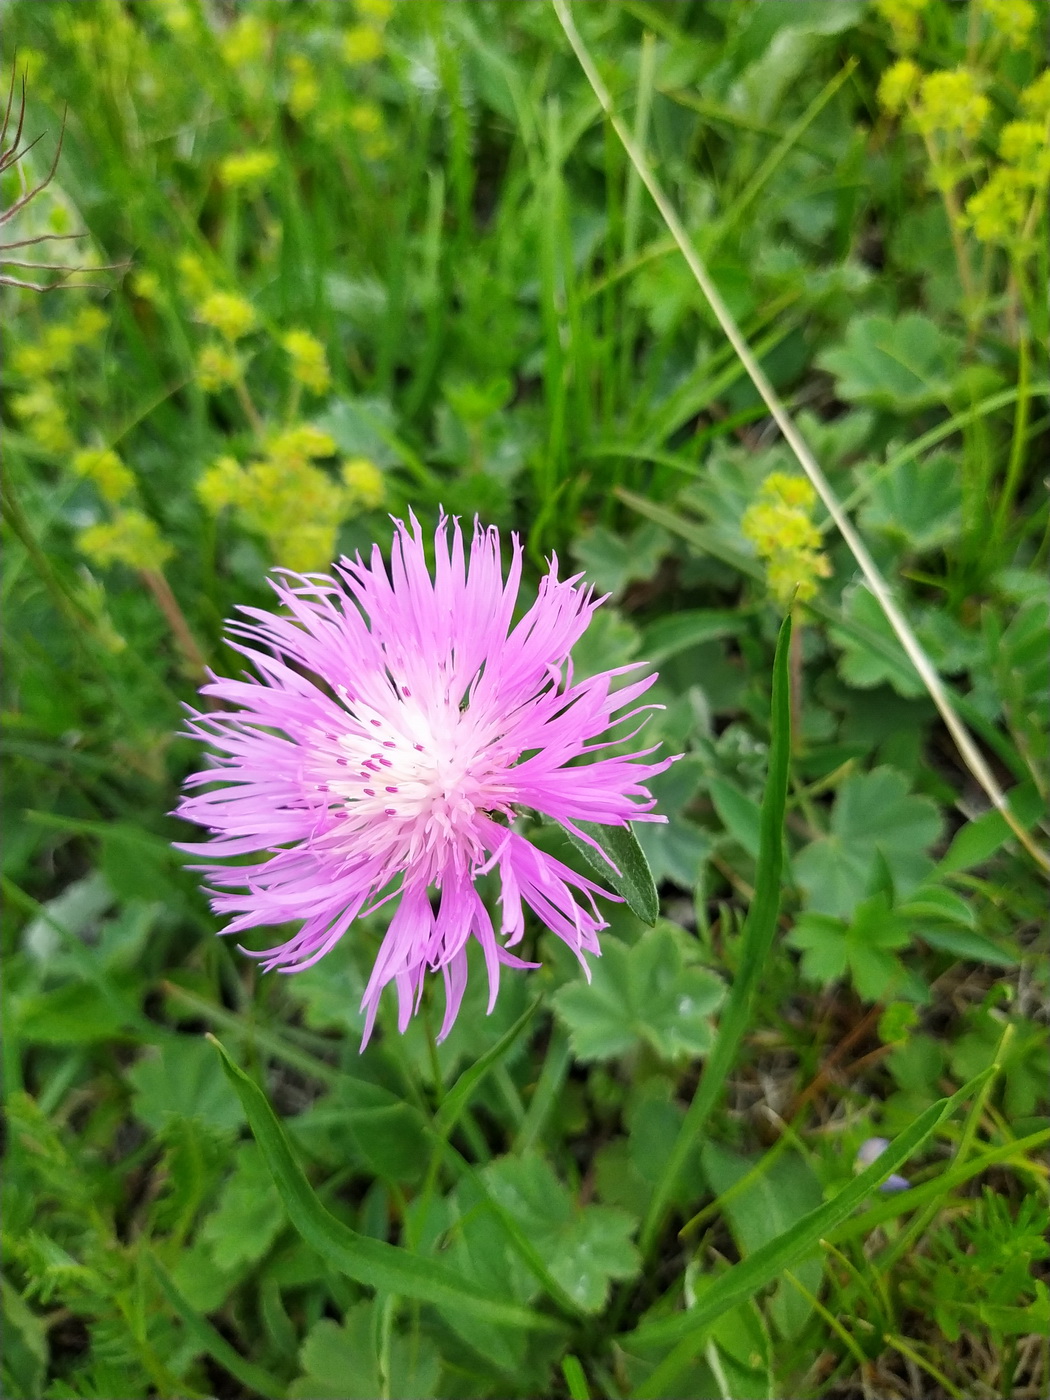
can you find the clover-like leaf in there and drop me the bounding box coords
[552,923,724,1062]
[860,451,962,552]
[789,892,913,1001]
[572,522,670,598]
[817,312,961,412]
[128,1036,245,1136]
[794,768,942,918]
[200,1142,284,1271]
[483,1155,640,1313]
[289,1301,440,1400]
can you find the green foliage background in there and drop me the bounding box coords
[2,2,1048,1398]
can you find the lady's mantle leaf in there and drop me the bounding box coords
[288,1301,440,1400]
[483,1155,639,1313]
[817,312,961,411]
[794,767,942,919]
[552,923,724,1061]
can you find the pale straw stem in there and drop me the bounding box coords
[552,0,1048,872]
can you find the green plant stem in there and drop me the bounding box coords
[885,1334,967,1400]
[638,616,792,1258]
[992,330,1031,545]
[514,1025,570,1154]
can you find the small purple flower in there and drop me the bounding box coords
[855,1137,911,1192]
[177,513,672,1044]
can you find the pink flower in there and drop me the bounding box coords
[177,513,671,1044]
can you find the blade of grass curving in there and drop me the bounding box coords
[562,819,660,925]
[151,1255,287,1399]
[627,1070,994,1398]
[638,615,792,1257]
[827,1125,1050,1244]
[551,0,1049,874]
[434,996,542,1138]
[207,1035,562,1334]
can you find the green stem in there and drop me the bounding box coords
[991,329,1031,546]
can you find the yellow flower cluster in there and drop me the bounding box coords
[220,150,278,190]
[11,307,108,377]
[1021,69,1050,119]
[978,0,1037,47]
[286,54,320,120]
[282,330,331,395]
[197,431,385,571]
[197,291,257,342]
[220,14,268,68]
[10,384,74,454]
[964,72,1050,245]
[72,448,135,504]
[196,343,241,393]
[742,473,831,609]
[177,251,213,302]
[132,270,163,304]
[343,0,392,65]
[155,0,197,38]
[875,0,929,52]
[912,68,989,140]
[77,510,173,571]
[341,456,385,509]
[877,59,922,116]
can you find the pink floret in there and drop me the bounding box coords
[176,512,673,1044]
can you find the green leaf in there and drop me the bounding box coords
[860,451,962,552]
[200,1142,285,1271]
[483,1155,640,1314]
[151,1255,287,1400]
[627,1071,995,1398]
[918,927,1019,967]
[816,312,960,412]
[14,982,134,1045]
[790,893,913,1001]
[639,615,793,1255]
[641,609,739,664]
[829,583,924,696]
[794,767,942,918]
[207,1036,561,1334]
[701,1145,823,1338]
[573,523,669,597]
[707,776,762,859]
[934,783,1044,874]
[288,1302,440,1400]
[898,884,976,928]
[562,820,660,926]
[129,1037,245,1136]
[553,924,724,1062]
[434,996,541,1138]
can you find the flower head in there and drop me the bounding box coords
[197,291,257,342]
[177,514,672,1044]
[913,69,989,141]
[282,329,331,395]
[220,150,278,190]
[741,472,831,608]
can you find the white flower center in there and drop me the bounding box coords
[315,695,513,865]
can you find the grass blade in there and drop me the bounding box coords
[627,1070,995,1398]
[434,996,541,1138]
[207,1035,562,1334]
[638,615,792,1256]
[151,1254,287,1400]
